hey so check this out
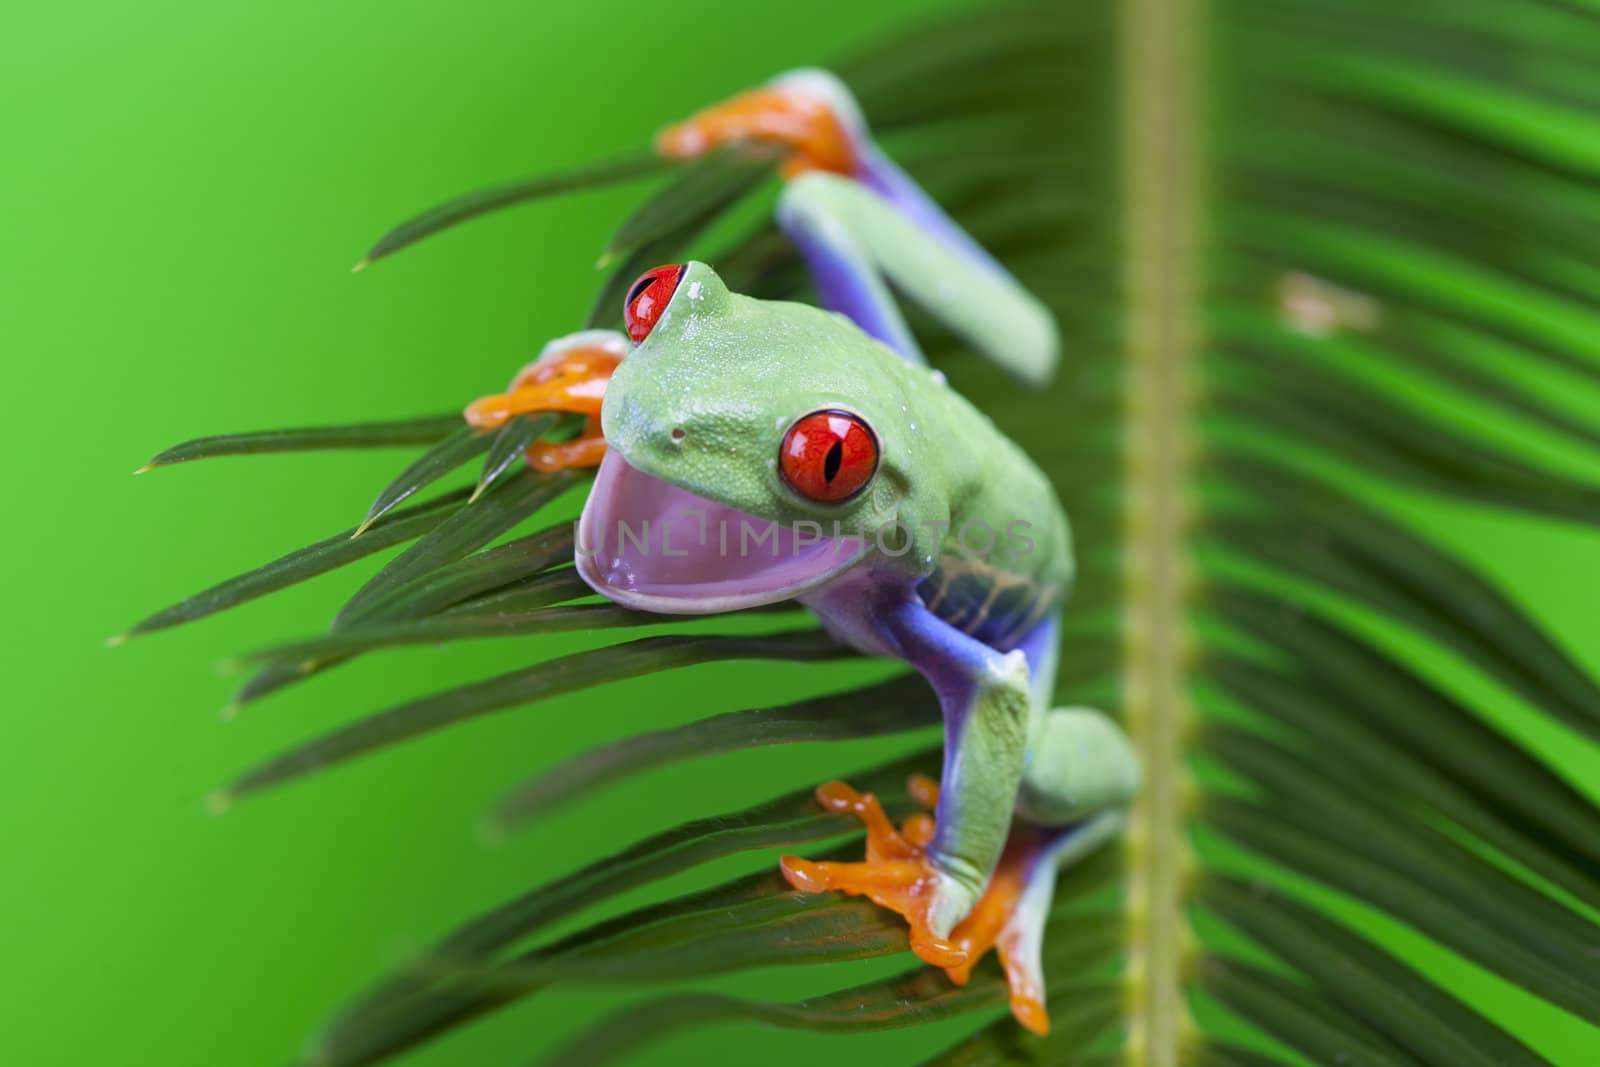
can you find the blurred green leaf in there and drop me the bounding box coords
[1203,875,1552,1066]
[597,150,776,266]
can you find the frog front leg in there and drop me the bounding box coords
[462,329,627,472]
[781,589,1032,947]
[784,600,1139,1033]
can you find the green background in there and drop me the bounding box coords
[6,2,1599,1065]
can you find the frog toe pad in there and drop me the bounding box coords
[780,777,1056,1034]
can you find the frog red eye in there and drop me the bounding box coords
[780,410,878,503]
[623,264,684,343]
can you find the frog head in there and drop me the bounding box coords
[576,261,950,613]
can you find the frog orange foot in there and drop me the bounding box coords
[656,82,857,178]
[463,335,624,473]
[780,777,1055,1035]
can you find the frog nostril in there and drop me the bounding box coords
[670,427,686,441]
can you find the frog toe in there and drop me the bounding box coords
[463,337,622,470]
[779,779,968,967]
[780,777,1059,1032]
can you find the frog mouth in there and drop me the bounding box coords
[575,451,865,614]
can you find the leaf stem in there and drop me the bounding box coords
[1120,0,1202,1063]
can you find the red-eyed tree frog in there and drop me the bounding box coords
[463,69,1140,1035]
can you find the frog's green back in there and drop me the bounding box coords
[910,377,1075,649]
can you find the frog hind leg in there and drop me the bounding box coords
[982,810,1131,1034]
[655,71,1058,382]
[987,614,1140,1033]
[1009,611,1141,829]
[777,169,1060,385]
[953,696,1137,1035]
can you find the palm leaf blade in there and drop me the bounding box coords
[1204,875,1553,1067]
[1200,955,1416,1067]
[336,468,580,626]
[117,487,470,640]
[355,153,666,268]
[312,755,941,1064]
[135,415,460,470]
[348,523,576,623]
[535,930,1119,1067]
[219,630,851,803]
[475,414,566,499]
[491,674,933,830]
[597,150,776,265]
[352,423,494,536]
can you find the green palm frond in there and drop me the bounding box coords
[126,0,1600,1063]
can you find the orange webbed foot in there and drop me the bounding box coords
[656,86,857,178]
[463,340,623,472]
[780,778,965,968]
[780,776,1054,1035]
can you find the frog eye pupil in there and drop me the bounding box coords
[823,440,843,482]
[626,275,655,304]
[780,410,878,503]
[623,264,685,344]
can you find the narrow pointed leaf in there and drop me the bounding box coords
[356,153,666,268]
[118,488,470,639]
[1204,875,1553,1067]
[136,415,460,470]
[534,932,1118,1067]
[598,149,776,265]
[248,593,659,666]
[354,424,494,536]
[1213,353,1600,524]
[470,893,915,989]
[474,414,565,500]
[228,654,347,712]
[1187,1047,1293,1067]
[1216,454,1600,738]
[337,468,581,625]
[311,754,940,1065]
[459,751,935,957]
[1207,795,1600,1022]
[917,981,1123,1067]
[229,567,589,712]
[221,630,851,802]
[1206,725,1600,970]
[1206,642,1600,909]
[493,674,933,829]
[348,522,577,623]
[1201,956,1414,1067]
